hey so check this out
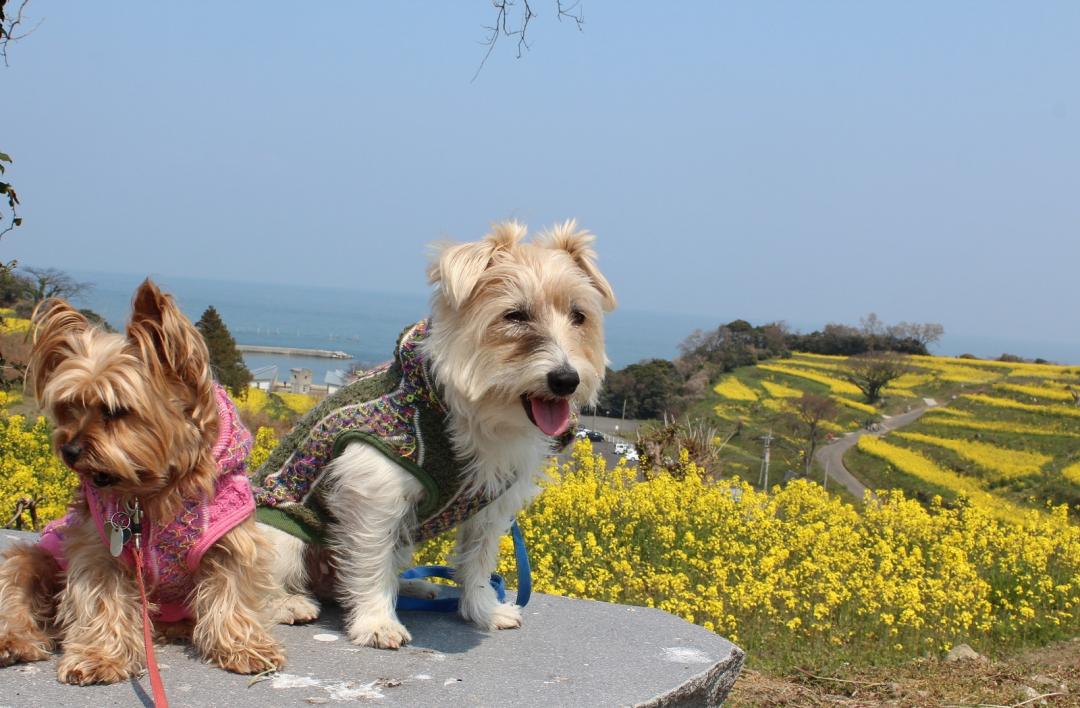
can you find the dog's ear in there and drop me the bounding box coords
[127,279,214,404]
[428,221,527,309]
[26,299,90,403]
[542,220,617,312]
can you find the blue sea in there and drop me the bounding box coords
[67,271,1079,378]
[70,271,717,384]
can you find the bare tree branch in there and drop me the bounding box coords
[0,0,43,68]
[472,0,584,82]
[19,266,92,304]
[556,0,585,30]
[0,150,20,271]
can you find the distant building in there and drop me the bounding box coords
[324,369,347,395]
[289,368,313,394]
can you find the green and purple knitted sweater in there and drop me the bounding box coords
[252,321,497,544]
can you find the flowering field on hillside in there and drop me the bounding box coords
[844,357,1079,516]
[415,441,1080,668]
[696,351,1079,516]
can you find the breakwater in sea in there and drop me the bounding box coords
[236,344,351,359]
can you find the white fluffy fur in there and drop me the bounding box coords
[263,220,614,647]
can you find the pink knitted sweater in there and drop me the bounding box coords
[39,384,255,622]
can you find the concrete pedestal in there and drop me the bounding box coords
[0,530,744,706]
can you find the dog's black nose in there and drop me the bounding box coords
[60,442,83,466]
[547,366,580,397]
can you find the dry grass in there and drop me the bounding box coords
[729,638,1080,706]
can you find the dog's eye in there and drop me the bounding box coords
[504,310,530,324]
[104,407,130,422]
[570,308,587,326]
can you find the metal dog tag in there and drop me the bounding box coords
[108,511,131,557]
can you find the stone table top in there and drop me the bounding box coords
[0,530,744,707]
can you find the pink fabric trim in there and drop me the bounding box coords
[37,517,70,570]
[186,470,255,572]
[155,602,190,623]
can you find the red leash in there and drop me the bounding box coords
[131,507,170,708]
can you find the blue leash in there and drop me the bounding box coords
[396,519,531,611]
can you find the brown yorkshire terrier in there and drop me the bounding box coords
[0,279,285,684]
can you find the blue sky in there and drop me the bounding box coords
[3,2,1079,359]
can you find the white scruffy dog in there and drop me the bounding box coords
[262,220,615,648]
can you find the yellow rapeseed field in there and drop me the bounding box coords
[1064,462,1080,487]
[893,431,1052,481]
[0,316,31,335]
[832,396,878,415]
[919,413,1080,439]
[415,441,1080,667]
[757,363,863,395]
[0,415,78,527]
[231,387,319,418]
[714,377,759,401]
[856,436,1036,523]
[994,382,1075,403]
[964,393,1080,420]
[888,372,937,389]
[760,379,802,399]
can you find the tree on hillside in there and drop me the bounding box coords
[0,268,25,306]
[78,308,114,333]
[888,321,944,350]
[844,351,909,404]
[782,393,838,479]
[676,320,789,379]
[860,312,885,338]
[599,358,682,420]
[786,315,943,357]
[18,267,90,306]
[196,306,252,397]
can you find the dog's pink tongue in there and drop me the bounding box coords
[529,397,571,436]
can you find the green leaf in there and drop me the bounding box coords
[0,152,10,163]
[12,218,21,226]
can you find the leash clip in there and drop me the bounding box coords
[127,498,143,551]
[108,499,143,557]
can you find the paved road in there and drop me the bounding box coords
[814,405,931,499]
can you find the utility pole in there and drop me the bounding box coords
[758,429,774,491]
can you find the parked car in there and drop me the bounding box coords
[623,449,640,462]
[613,442,629,454]
[586,431,605,442]
[575,428,590,439]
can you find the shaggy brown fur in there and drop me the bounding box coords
[0,279,284,684]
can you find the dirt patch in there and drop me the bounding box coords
[729,639,1080,706]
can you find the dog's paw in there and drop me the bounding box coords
[398,578,441,600]
[275,594,321,625]
[56,650,136,685]
[0,634,52,666]
[484,602,523,631]
[459,588,523,630]
[347,615,412,650]
[212,635,287,675]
